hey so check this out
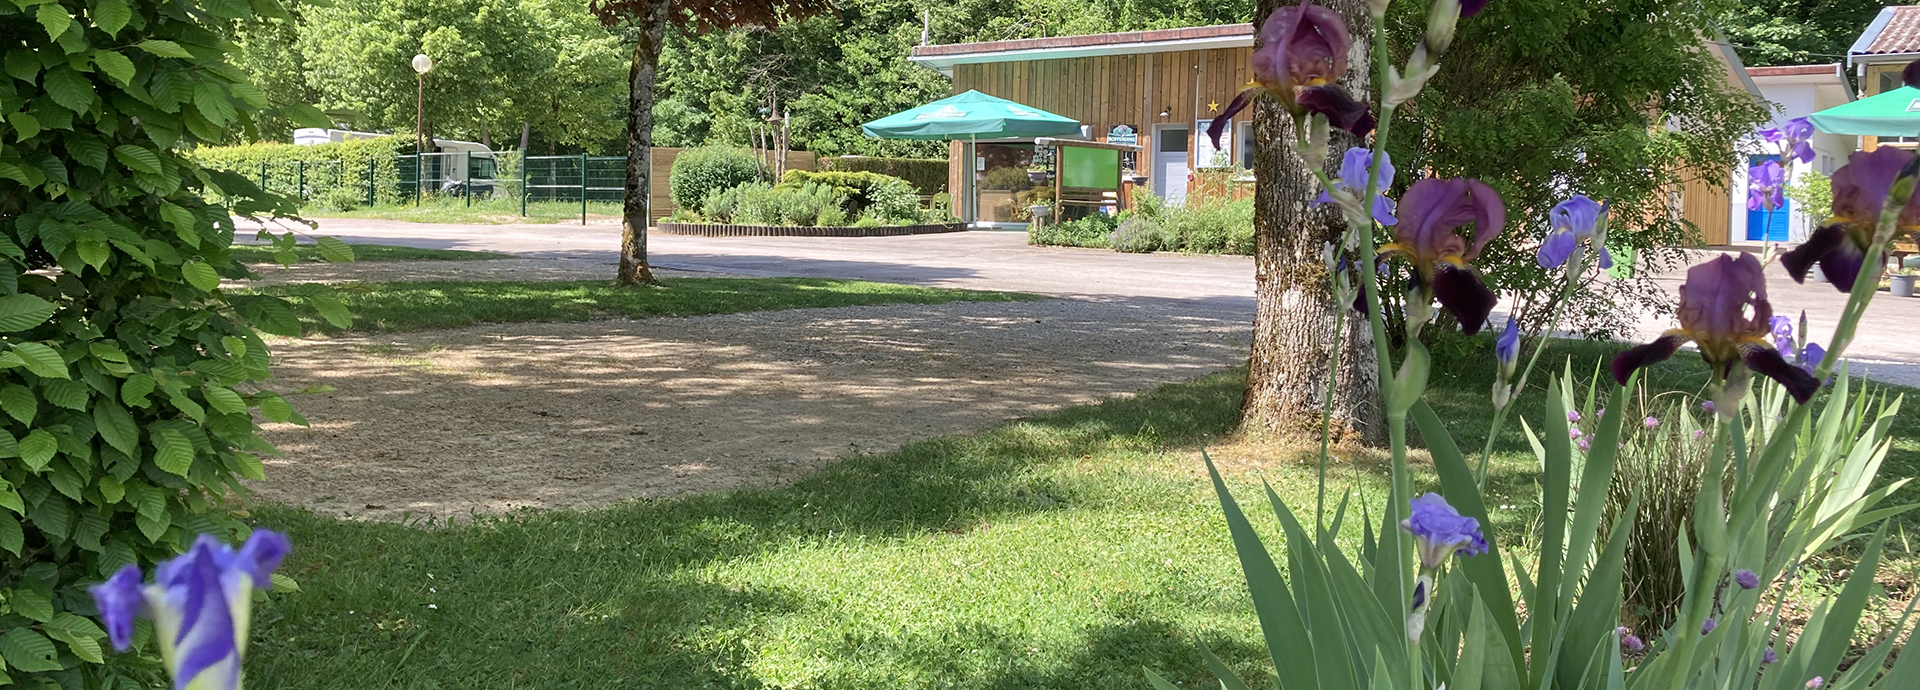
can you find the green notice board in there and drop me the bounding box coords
[1061,146,1120,189]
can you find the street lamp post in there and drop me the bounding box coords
[412,53,434,155]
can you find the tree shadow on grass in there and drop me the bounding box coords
[247,371,1250,688]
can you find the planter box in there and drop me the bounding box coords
[1893,274,1917,298]
[655,222,968,238]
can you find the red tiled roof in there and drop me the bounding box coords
[1746,64,1841,77]
[1864,6,1920,54]
[911,24,1252,58]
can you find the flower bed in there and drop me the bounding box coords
[656,221,967,238]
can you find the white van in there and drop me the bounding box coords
[292,129,500,196]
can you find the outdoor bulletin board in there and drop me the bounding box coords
[1060,145,1120,189]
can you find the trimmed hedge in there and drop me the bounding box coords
[670,146,766,212]
[192,138,414,205]
[819,156,947,195]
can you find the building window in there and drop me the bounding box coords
[1873,66,1918,144]
[1237,122,1254,168]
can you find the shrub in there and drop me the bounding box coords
[1029,213,1118,248]
[819,156,948,195]
[1109,217,1164,253]
[0,0,344,684]
[779,170,919,223]
[193,137,413,205]
[701,182,760,224]
[662,208,704,223]
[669,147,764,212]
[704,182,850,227]
[316,187,364,213]
[851,215,885,228]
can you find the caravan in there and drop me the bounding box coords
[293,128,500,197]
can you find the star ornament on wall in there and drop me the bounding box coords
[1208,100,1220,112]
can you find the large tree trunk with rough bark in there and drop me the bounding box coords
[1241,0,1383,445]
[617,0,672,286]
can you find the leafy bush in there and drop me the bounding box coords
[1029,213,1117,249]
[662,208,704,223]
[703,182,850,227]
[819,156,947,195]
[1109,217,1163,253]
[669,146,764,212]
[851,215,884,228]
[778,170,919,223]
[0,0,346,683]
[193,137,412,205]
[316,187,364,213]
[1785,170,1833,231]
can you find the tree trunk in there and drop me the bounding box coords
[617,0,672,286]
[519,122,531,151]
[1241,0,1383,445]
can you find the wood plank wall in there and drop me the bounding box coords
[1677,171,1731,246]
[952,47,1255,164]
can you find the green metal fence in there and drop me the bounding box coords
[522,154,626,223]
[231,151,632,225]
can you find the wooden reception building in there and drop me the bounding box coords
[910,25,1258,226]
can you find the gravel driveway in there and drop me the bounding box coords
[254,298,1249,519]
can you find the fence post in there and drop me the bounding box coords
[258,161,267,193]
[520,155,529,217]
[579,153,588,226]
[464,150,472,208]
[296,160,305,202]
[367,159,376,207]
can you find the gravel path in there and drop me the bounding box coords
[253,299,1249,519]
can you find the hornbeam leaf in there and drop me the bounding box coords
[135,40,194,59]
[181,260,219,292]
[0,628,60,672]
[113,145,161,174]
[152,428,193,475]
[92,0,132,36]
[35,4,71,41]
[12,342,68,379]
[0,294,56,332]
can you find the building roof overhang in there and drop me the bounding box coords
[908,24,1254,76]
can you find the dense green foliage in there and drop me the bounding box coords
[819,156,949,195]
[1387,0,1770,339]
[1029,212,1117,249]
[0,0,341,683]
[1032,186,1252,255]
[191,138,413,205]
[669,146,766,212]
[1717,0,1893,67]
[779,170,921,221]
[228,0,627,148]
[249,278,1040,334]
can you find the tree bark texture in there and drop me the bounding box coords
[617,0,672,285]
[1241,0,1383,445]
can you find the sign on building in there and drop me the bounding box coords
[1107,124,1138,147]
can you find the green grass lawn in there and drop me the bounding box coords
[252,278,1045,335]
[231,243,515,264]
[302,198,622,225]
[244,337,1919,689]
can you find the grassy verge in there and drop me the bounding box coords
[302,198,622,225]
[232,243,515,264]
[251,277,1045,335]
[245,337,1917,688]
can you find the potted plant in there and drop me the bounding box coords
[1892,266,1919,297]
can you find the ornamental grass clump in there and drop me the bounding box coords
[1152,2,1920,690]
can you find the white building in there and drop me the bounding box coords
[1729,64,1855,245]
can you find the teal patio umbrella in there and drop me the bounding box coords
[861,90,1081,140]
[1809,86,1920,137]
[862,91,1081,226]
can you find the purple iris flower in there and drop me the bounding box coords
[1769,314,1795,355]
[1461,0,1491,17]
[1495,317,1519,374]
[1400,492,1489,570]
[1701,617,1717,635]
[1314,147,1397,226]
[1734,569,1760,589]
[1211,3,1373,146]
[90,531,291,690]
[1380,177,1506,334]
[1782,147,1920,292]
[1747,161,1785,213]
[1537,195,1613,270]
[1611,254,1821,403]
[1799,342,1826,375]
[1764,647,1778,664]
[1617,626,1644,653]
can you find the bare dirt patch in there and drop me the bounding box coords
[244,258,736,285]
[253,299,1249,519]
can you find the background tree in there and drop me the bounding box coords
[1717,0,1896,67]
[1388,0,1768,341]
[590,0,835,286]
[1240,0,1383,443]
